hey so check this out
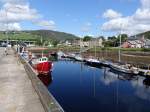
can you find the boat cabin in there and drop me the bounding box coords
[38,57,48,62]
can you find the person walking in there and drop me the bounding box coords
[4,47,8,56]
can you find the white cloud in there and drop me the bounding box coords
[134,8,150,22]
[0,1,40,31]
[33,20,56,30]
[0,3,40,23]
[103,9,122,19]
[0,0,24,3]
[0,22,21,31]
[7,23,21,30]
[0,0,25,5]
[102,17,130,31]
[101,0,150,35]
[141,0,150,8]
[0,0,56,31]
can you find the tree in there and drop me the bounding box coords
[52,40,59,47]
[103,34,128,47]
[103,41,114,47]
[116,34,128,42]
[145,33,150,39]
[105,36,118,47]
[83,36,92,41]
[108,36,117,41]
[97,36,105,41]
[115,34,128,46]
[36,38,45,46]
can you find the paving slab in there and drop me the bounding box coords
[0,47,45,112]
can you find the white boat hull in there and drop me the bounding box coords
[110,63,139,75]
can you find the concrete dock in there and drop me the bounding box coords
[0,47,45,112]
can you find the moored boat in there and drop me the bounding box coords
[32,57,53,74]
[74,55,84,61]
[109,63,139,75]
[85,58,103,67]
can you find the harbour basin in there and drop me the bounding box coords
[44,60,150,112]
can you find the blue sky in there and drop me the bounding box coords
[1,0,150,37]
[28,0,139,36]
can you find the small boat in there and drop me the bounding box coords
[61,54,68,58]
[32,57,53,74]
[109,63,139,75]
[51,52,57,57]
[67,53,76,59]
[109,30,139,75]
[74,55,84,61]
[101,60,111,67]
[145,71,150,76]
[57,51,63,57]
[85,58,103,67]
[139,69,150,76]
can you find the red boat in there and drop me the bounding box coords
[32,57,53,74]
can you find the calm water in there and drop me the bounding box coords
[42,60,150,112]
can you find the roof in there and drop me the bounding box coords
[129,35,144,41]
[145,39,150,46]
[128,41,137,45]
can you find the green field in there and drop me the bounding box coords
[0,32,37,41]
[29,46,150,53]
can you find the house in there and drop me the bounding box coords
[122,35,146,48]
[64,40,72,46]
[144,39,150,48]
[59,40,72,46]
[72,38,103,48]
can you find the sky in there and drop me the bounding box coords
[0,0,150,37]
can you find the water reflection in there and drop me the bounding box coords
[101,68,138,85]
[38,72,53,87]
[143,76,150,87]
[131,76,150,101]
[48,61,150,112]
[102,67,150,102]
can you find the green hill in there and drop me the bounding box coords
[129,31,150,40]
[0,30,79,41]
[137,31,150,39]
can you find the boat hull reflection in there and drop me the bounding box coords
[38,72,53,87]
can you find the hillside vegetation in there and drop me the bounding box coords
[136,31,150,39]
[0,30,79,42]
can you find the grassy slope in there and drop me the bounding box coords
[0,30,79,41]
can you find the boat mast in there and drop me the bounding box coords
[41,36,43,57]
[80,37,81,53]
[119,25,122,62]
[118,34,121,62]
[95,38,96,58]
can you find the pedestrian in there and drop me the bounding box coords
[4,47,7,56]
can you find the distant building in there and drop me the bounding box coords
[72,38,103,47]
[122,35,149,48]
[145,39,150,48]
[64,40,72,46]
